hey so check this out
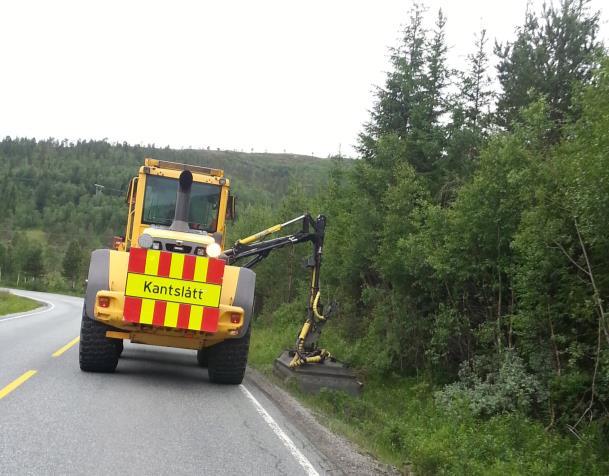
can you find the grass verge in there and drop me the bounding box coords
[249,320,609,475]
[0,291,41,317]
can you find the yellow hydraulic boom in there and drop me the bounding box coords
[224,214,335,368]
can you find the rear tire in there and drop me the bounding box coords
[196,348,209,367]
[79,309,119,373]
[115,340,124,358]
[207,325,251,384]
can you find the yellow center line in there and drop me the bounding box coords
[52,336,80,357]
[0,370,37,400]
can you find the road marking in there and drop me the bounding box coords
[0,292,55,323]
[52,336,80,357]
[0,370,37,400]
[240,385,320,476]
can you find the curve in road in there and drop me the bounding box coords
[0,289,331,475]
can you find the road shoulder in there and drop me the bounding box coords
[0,289,48,321]
[244,367,400,476]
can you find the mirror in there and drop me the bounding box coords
[226,195,237,222]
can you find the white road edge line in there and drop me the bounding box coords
[0,292,56,323]
[240,385,320,476]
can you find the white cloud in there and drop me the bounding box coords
[0,0,606,157]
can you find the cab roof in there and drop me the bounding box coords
[144,158,224,178]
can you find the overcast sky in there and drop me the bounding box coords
[1,1,607,158]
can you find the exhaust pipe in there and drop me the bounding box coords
[169,170,193,232]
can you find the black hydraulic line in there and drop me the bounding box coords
[242,251,269,269]
[225,214,325,268]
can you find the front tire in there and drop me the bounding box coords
[79,309,119,373]
[207,325,251,384]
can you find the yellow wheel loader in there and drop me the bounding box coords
[79,158,337,386]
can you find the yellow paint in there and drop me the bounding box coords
[237,224,282,245]
[298,321,311,340]
[193,257,209,282]
[140,299,155,325]
[106,330,130,340]
[130,332,203,350]
[188,305,203,330]
[169,253,185,279]
[144,250,161,275]
[125,273,221,307]
[219,265,239,305]
[51,336,80,357]
[144,158,224,177]
[0,370,37,400]
[164,302,179,327]
[108,250,129,292]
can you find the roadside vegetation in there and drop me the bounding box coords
[245,1,609,473]
[251,316,608,475]
[0,291,40,317]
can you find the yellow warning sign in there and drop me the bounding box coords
[125,273,221,307]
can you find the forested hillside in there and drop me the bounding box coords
[0,139,334,288]
[243,0,609,472]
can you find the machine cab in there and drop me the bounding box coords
[117,159,233,255]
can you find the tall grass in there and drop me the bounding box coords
[0,291,40,316]
[249,304,609,475]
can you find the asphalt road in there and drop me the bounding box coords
[0,290,330,476]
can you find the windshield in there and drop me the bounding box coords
[142,175,221,232]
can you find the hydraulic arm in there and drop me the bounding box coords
[224,214,334,368]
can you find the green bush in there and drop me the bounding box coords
[436,352,547,417]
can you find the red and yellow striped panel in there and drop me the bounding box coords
[127,247,225,284]
[123,248,224,333]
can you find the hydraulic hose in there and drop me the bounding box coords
[312,291,325,321]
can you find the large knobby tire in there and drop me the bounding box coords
[207,325,251,384]
[115,340,124,358]
[79,310,119,373]
[196,348,209,367]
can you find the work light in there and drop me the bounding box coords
[206,242,221,258]
[138,233,153,249]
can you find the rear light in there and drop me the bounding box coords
[230,313,241,324]
[195,247,206,256]
[98,296,110,308]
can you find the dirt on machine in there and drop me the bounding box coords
[80,158,360,392]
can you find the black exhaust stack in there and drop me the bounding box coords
[169,170,193,232]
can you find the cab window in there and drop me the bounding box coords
[142,175,220,232]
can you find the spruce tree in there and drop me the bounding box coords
[461,29,493,131]
[495,0,602,134]
[358,2,427,160]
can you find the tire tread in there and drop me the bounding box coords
[207,326,251,384]
[79,311,119,373]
